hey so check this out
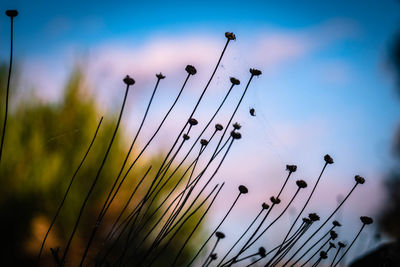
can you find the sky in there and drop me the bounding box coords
[1,0,400,264]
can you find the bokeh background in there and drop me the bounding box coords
[1,0,400,266]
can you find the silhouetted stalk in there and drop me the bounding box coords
[61,76,133,266]
[188,187,245,266]
[170,183,225,267]
[235,251,260,263]
[135,183,222,267]
[146,137,235,253]
[286,180,361,266]
[246,256,264,267]
[330,245,343,267]
[277,158,331,255]
[291,224,336,266]
[37,116,103,265]
[268,222,314,267]
[217,206,266,266]
[213,70,259,156]
[202,235,223,267]
[301,236,332,266]
[311,257,322,267]
[80,74,163,266]
[95,166,152,264]
[0,10,17,166]
[333,222,370,267]
[104,72,190,231]
[243,186,303,252]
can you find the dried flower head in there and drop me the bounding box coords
[233,122,241,130]
[123,75,135,86]
[200,139,208,146]
[185,65,197,75]
[6,10,18,18]
[231,131,242,140]
[215,124,223,131]
[183,134,190,140]
[338,241,347,248]
[286,165,297,173]
[296,180,307,189]
[309,213,320,222]
[355,175,365,184]
[360,216,373,225]
[320,251,328,259]
[230,77,240,85]
[215,231,226,239]
[249,68,262,76]
[302,217,312,224]
[249,108,255,116]
[270,196,281,204]
[324,154,334,164]
[330,230,338,240]
[332,220,342,227]
[156,72,166,79]
[262,202,270,210]
[258,247,267,258]
[225,32,236,40]
[188,118,198,126]
[211,253,217,260]
[238,185,248,194]
[329,242,336,249]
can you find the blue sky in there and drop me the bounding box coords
[1,0,400,264]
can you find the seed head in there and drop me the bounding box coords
[183,134,190,140]
[215,231,225,239]
[355,175,365,184]
[360,216,373,225]
[238,185,248,194]
[332,220,341,227]
[270,196,281,204]
[215,124,223,131]
[250,68,262,76]
[188,118,198,126]
[185,65,197,75]
[6,10,18,18]
[210,253,218,260]
[156,72,166,79]
[262,202,270,210]
[320,251,328,259]
[286,165,297,173]
[302,217,312,224]
[258,247,267,258]
[231,131,242,140]
[296,180,307,188]
[329,242,336,249]
[250,108,255,116]
[324,154,334,164]
[330,230,338,240]
[200,139,208,146]
[225,32,236,40]
[233,122,241,130]
[309,213,320,222]
[338,241,346,248]
[230,77,240,85]
[123,75,135,86]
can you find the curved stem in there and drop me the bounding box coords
[37,117,103,265]
[0,17,14,166]
[333,224,366,267]
[61,83,131,266]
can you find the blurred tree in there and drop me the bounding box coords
[0,64,203,266]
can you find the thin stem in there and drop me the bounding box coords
[330,246,342,267]
[0,16,14,166]
[217,207,265,266]
[36,116,103,265]
[189,191,242,266]
[333,224,366,267]
[277,162,328,254]
[291,225,335,266]
[202,239,220,267]
[61,83,131,266]
[301,237,331,266]
[286,182,359,266]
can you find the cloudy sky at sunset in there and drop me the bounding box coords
[1,0,400,263]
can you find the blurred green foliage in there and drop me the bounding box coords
[0,65,204,266]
